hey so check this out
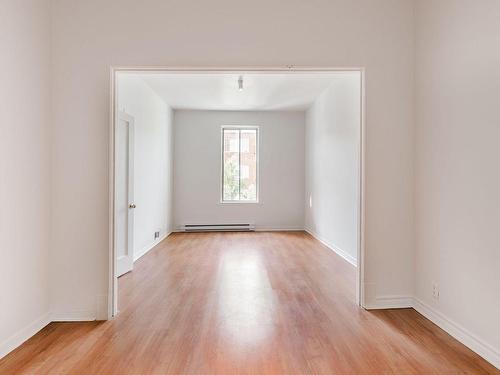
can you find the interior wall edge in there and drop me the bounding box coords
[50,311,96,323]
[0,312,51,360]
[133,232,170,262]
[304,228,357,267]
[363,295,413,310]
[412,298,500,370]
[1,0,52,362]
[362,296,500,369]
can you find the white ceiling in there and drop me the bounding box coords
[122,72,358,111]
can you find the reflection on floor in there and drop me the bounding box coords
[0,232,498,374]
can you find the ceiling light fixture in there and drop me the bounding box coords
[238,76,244,91]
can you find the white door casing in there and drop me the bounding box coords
[109,67,366,319]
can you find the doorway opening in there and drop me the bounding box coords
[109,67,366,317]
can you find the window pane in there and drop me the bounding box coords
[239,129,257,201]
[240,138,250,152]
[223,130,240,200]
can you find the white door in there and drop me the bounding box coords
[116,111,135,277]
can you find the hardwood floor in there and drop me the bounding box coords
[0,232,498,374]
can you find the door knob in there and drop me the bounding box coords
[129,203,136,209]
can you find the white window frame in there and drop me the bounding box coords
[220,125,259,203]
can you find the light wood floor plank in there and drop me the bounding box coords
[0,232,497,374]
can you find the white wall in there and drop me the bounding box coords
[0,0,52,358]
[305,74,361,265]
[173,110,305,230]
[415,0,500,367]
[3,0,499,368]
[117,75,174,261]
[50,0,415,317]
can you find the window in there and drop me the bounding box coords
[222,127,258,202]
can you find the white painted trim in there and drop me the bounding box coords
[364,295,413,310]
[109,67,117,319]
[109,65,366,318]
[133,232,169,262]
[112,66,364,73]
[0,304,107,358]
[172,227,304,233]
[0,312,51,359]
[358,68,366,308]
[363,296,500,369]
[305,228,357,267]
[413,298,500,370]
[95,294,109,321]
[50,311,96,322]
[254,227,304,232]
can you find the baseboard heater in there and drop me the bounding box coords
[182,224,255,232]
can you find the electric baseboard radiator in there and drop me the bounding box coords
[182,224,255,232]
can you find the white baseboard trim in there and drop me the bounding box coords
[95,294,109,321]
[413,298,500,370]
[1,302,108,358]
[254,227,304,232]
[364,295,413,310]
[133,232,169,262]
[362,295,499,369]
[0,311,51,359]
[172,227,305,233]
[50,311,96,322]
[305,228,357,266]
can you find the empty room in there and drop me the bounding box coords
[1,0,499,374]
[112,70,362,320]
